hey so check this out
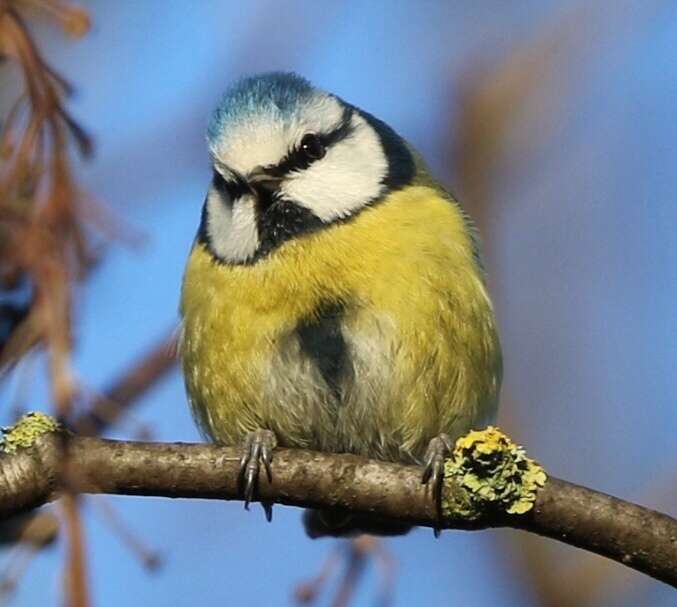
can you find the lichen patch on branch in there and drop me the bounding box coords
[1,412,60,454]
[443,426,547,519]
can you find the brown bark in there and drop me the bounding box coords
[0,434,674,587]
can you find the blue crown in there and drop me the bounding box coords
[208,72,316,144]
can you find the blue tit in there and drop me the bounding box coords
[179,72,502,536]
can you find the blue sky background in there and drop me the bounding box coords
[2,1,676,605]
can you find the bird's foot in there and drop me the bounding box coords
[239,428,277,520]
[421,433,454,536]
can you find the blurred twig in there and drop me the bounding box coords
[0,328,176,601]
[74,330,178,436]
[1,2,94,605]
[61,493,88,607]
[295,537,394,607]
[449,4,670,605]
[0,509,58,603]
[294,544,341,604]
[331,538,370,607]
[452,4,593,243]
[0,509,58,548]
[87,497,161,571]
[0,3,94,380]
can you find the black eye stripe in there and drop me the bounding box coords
[267,106,354,178]
[212,168,251,201]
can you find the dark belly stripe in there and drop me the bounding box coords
[296,302,351,403]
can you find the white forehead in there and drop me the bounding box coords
[209,93,345,177]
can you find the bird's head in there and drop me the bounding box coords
[198,72,415,264]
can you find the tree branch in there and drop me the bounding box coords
[0,422,674,588]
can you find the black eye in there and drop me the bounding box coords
[300,133,325,160]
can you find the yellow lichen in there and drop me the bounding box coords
[443,426,547,519]
[1,412,60,454]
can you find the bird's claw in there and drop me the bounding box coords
[422,433,454,536]
[239,429,277,516]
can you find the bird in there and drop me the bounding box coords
[179,72,502,536]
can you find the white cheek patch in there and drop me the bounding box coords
[279,113,387,222]
[206,189,259,263]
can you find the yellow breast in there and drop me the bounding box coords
[180,185,501,461]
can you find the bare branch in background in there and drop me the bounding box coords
[0,509,58,548]
[74,330,178,436]
[0,2,95,605]
[87,497,161,571]
[0,327,177,601]
[0,3,94,386]
[0,431,675,588]
[295,537,394,607]
[295,544,342,604]
[447,5,672,605]
[0,510,59,601]
[330,538,370,607]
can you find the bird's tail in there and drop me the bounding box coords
[303,508,412,538]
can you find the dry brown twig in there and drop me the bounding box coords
[0,2,95,605]
[0,2,93,378]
